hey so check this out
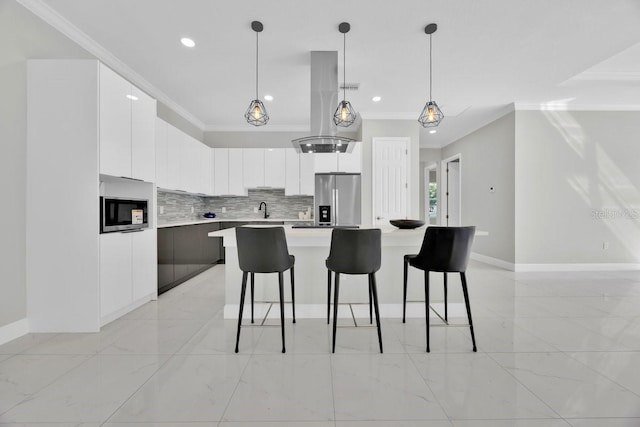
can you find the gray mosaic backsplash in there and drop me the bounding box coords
[157,189,313,223]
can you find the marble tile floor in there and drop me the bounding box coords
[1,262,640,426]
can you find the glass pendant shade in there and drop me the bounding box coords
[333,100,356,127]
[418,100,443,128]
[244,99,269,126]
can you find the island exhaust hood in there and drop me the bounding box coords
[292,51,357,154]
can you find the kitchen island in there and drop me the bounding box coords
[209,225,487,319]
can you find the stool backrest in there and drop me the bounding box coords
[236,226,291,273]
[415,226,475,272]
[326,228,381,274]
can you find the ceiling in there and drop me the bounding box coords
[28,0,640,147]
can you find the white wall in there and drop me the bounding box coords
[360,119,420,225]
[0,0,92,330]
[515,110,640,264]
[442,112,516,263]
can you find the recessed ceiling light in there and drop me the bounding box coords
[306,143,312,147]
[429,129,437,134]
[264,95,274,101]
[180,37,195,48]
[126,94,139,101]
[372,96,382,102]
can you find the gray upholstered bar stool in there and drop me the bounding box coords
[234,226,295,353]
[403,226,477,352]
[326,228,383,353]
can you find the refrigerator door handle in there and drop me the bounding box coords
[331,188,337,225]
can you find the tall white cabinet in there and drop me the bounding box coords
[27,60,158,332]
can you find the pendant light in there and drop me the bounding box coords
[244,21,269,126]
[418,23,444,128]
[333,22,357,127]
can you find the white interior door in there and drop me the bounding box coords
[444,157,461,226]
[373,137,408,226]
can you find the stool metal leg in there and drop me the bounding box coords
[403,257,408,323]
[370,273,383,353]
[332,272,340,353]
[444,272,448,323]
[327,270,332,324]
[460,272,477,352]
[425,271,430,353]
[290,266,296,323]
[250,272,255,324]
[278,272,286,353]
[235,271,248,353]
[369,277,373,324]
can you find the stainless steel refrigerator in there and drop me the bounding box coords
[315,173,361,226]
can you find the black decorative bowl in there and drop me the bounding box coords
[389,219,425,229]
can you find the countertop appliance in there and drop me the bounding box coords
[101,197,149,233]
[315,173,361,226]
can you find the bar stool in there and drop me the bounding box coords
[234,226,295,353]
[326,228,383,353]
[403,226,477,352]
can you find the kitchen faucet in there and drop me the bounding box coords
[258,201,269,219]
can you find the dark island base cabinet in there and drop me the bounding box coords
[157,223,223,295]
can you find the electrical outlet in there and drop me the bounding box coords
[159,206,164,214]
[191,206,194,214]
[222,207,227,213]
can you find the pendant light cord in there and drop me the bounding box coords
[429,33,432,102]
[255,31,259,100]
[343,32,346,102]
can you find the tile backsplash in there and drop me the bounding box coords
[157,189,313,224]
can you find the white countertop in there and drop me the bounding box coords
[157,218,310,228]
[208,224,488,248]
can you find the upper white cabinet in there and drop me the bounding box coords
[314,152,338,173]
[243,148,265,188]
[165,123,183,190]
[264,149,286,188]
[337,143,362,173]
[212,148,229,195]
[285,149,314,196]
[155,118,169,188]
[300,153,315,195]
[313,145,362,173]
[228,148,246,195]
[99,64,156,181]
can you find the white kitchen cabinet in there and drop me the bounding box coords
[213,148,229,195]
[132,229,157,301]
[131,86,156,182]
[285,148,300,195]
[200,144,212,195]
[264,148,286,188]
[243,148,265,188]
[99,64,131,178]
[229,148,246,195]
[155,118,169,188]
[166,124,182,190]
[99,64,156,181]
[314,152,339,173]
[180,135,199,193]
[337,143,362,173]
[100,232,133,319]
[300,153,315,195]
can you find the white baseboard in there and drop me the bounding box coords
[513,263,640,272]
[100,293,154,327]
[0,318,29,346]
[471,252,515,271]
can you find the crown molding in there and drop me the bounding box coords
[17,0,205,130]
[514,102,640,111]
[204,124,310,133]
[569,71,640,82]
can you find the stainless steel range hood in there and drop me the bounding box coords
[292,51,357,154]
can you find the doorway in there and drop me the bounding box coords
[372,137,409,226]
[424,164,438,225]
[442,154,461,226]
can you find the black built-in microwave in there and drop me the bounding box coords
[100,197,149,233]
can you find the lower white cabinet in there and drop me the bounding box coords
[100,229,157,321]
